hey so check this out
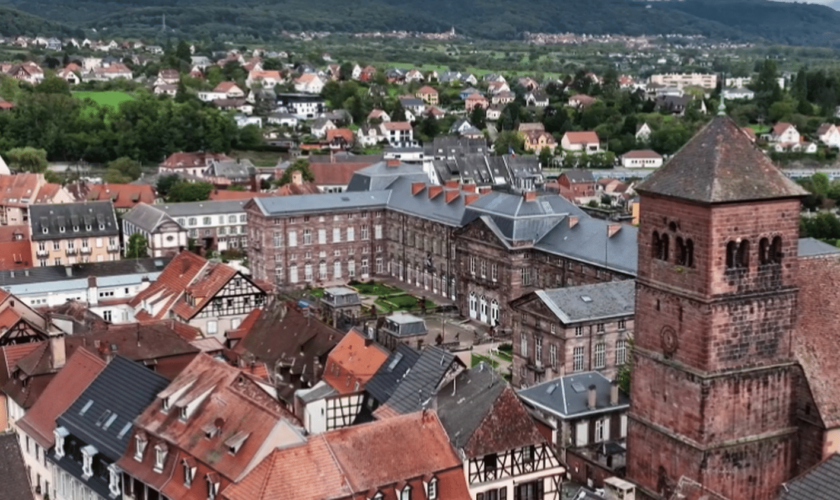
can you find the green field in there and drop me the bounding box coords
[73,91,135,110]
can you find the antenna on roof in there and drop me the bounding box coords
[718,72,726,117]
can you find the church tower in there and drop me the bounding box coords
[626,116,807,499]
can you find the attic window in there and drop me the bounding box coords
[400,486,411,500]
[134,434,147,461]
[99,224,105,230]
[428,478,438,500]
[179,406,188,421]
[162,397,170,412]
[59,226,65,233]
[73,225,79,232]
[42,227,48,234]
[154,443,168,473]
[86,224,91,231]
[225,431,250,455]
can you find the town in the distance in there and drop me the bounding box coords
[1,31,840,500]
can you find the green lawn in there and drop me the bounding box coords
[349,280,403,296]
[308,287,325,298]
[73,91,135,110]
[374,295,436,313]
[471,353,500,369]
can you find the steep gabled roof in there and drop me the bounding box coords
[378,346,461,416]
[322,329,389,395]
[635,116,807,204]
[0,432,34,500]
[129,251,208,319]
[778,454,840,500]
[365,344,421,405]
[170,262,241,320]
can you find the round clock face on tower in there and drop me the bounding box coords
[660,326,678,355]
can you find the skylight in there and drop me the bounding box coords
[571,382,586,393]
[79,399,94,416]
[103,413,119,431]
[117,422,132,440]
[387,352,404,372]
[580,296,593,303]
[95,410,112,427]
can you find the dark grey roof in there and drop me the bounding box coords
[560,169,596,183]
[311,118,333,129]
[123,203,175,232]
[253,191,390,216]
[382,345,457,415]
[459,126,483,137]
[0,257,169,287]
[535,280,635,323]
[535,218,638,275]
[435,365,505,450]
[205,159,256,179]
[30,201,119,241]
[310,153,383,164]
[636,116,807,204]
[345,161,428,193]
[159,200,248,217]
[0,432,34,500]
[382,176,477,227]
[399,97,425,107]
[365,344,421,404]
[467,192,584,245]
[56,355,169,460]
[424,136,488,159]
[798,237,840,258]
[518,371,629,419]
[383,312,427,336]
[778,453,840,500]
[298,381,337,403]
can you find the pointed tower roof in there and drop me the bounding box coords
[636,116,807,204]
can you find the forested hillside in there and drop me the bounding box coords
[0,6,79,37]
[2,0,840,47]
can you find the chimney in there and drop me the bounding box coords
[478,186,491,195]
[364,337,373,347]
[445,190,460,204]
[214,417,225,433]
[50,332,66,370]
[523,190,537,202]
[608,223,622,238]
[292,170,303,186]
[445,180,459,189]
[587,384,597,410]
[462,184,477,193]
[428,186,443,200]
[411,182,426,196]
[464,193,480,205]
[568,216,579,228]
[610,379,620,406]
[386,159,400,168]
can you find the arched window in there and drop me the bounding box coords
[676,237,686,265]
[685,239,694,268]
[652,231,661,259]
[771,236,783,264]
[726,241,738,269]
[660,234,670,262]
[737,240,750,268]
[759,238,770,265]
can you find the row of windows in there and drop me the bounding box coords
[521,315,627,335]
[270,211,383,225]
[275,226,382,247]
[39,254,117,267]
[652,231,695,267]
[469,257,501,281]
[177,214,246,227]
[521,337,627,371]
[37,237,117,251]
[281,246,383,262]
[726,236,783,269]
[281,259,381,283]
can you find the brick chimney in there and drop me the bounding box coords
[568,216,579,228]
[411,182,426,196]
[428,186,443,199]
[523,190,537,202]
[478,186,491,195]
[587,384,597,410]
[445,180,459,189]
[464,193,480,205]
[462,184,477,193]
[608,223,622,238]
[50,332,66,370]
[386,159,400,168]
[610,379,620,406]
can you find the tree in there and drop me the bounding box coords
[493,131,524,156]
[167,181,213,202]
[277,159,314,186]
[35,76,71,95]
[176,40,192,63]
[469,106,486,130]
[538,147,553,168]
[6,147,48,173]
[238,125,264,149]
[339,62,354,81]
[156,174,180,198]
[126,233,149,259]
[105,157,142,182]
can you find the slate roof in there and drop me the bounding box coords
[778,454,840,500]
[560,169,596,183]
[798,237,840,258]
[379,345,459,415]
[57,355,169,460]
[534,280,635,323]
[365,344,421,405]
[123,203,176,232]
[345,161,428,192]
[205,159,257,179]
[636,116,808,203]
[518,371,629,419]
[30,200,119,241]
[535,217,638,275]
[158,200,248,217]
[0,257,169,289]
[252,190,391,216]
[0,432,33,500]
[435,365,546,458]
[16,348,106,449]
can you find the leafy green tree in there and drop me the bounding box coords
[469,106,486,130]
[35,76,70,95]
[538,147,553,168]
[176,41,192,62]
[156,174,180,198]
[167,181,213,202]
[493,131,524,156]
[106,157,142,182]
[126,233,149,259]
[6,147,48,173]
[238,125,264,149]
[339,62,354,81]
[277,159,315,185]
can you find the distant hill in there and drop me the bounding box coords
[2,0,840,47]
[0,6,80,37]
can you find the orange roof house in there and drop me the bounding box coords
[322,329,389,395]
[69,182,156,211]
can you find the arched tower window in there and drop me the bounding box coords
[759,238,770,265]
[771,236,783,264]
[685,239,694,268]
[660,234,670,262]
[652,231,661,259]
[726,241,738,269]
[676,237,686,265]
[737,240,750,268]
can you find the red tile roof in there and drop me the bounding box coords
[772,122,794,136]
[563,131,600,144]
[274,182,321,196]
[214,82,241,93]
[326,128,354,143]
[15,348,106,448]
[225,309,261,342]
[383,121,412,131]
[0,341,41,387]
[322,330,389,395]
[0,173,42,206]
[622,149,662,159]
[308,162,375,187]
[160,152,232,169]
[130,251,209,320]
[85,183,156,209]
[0,240,32,270]
[33,183,64,203]
[170,261,245,320]
[222,411,468,500]
[208,189,272,201]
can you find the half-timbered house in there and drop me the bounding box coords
[0,289,52,346]
[434,365,565,500]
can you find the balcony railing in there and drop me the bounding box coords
[80,247,92,254]
[36,249,48,258]
[65,248,78,256]
[106,245,120,253]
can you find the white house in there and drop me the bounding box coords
[769,122,801,146]
[294,73,326,94]
[635,122,652,142]
[267,113,299,128]
[235,115,263,128]
[123,203,188,259]
[310,118,336,139]
[621,150,664,168]
[198,90,228,102]
[818,123,840,148]
[561,131,601,154]
[356,124,385,147]
[381,122,414,147]
[722,87,755,100]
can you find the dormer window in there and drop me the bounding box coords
[108,464,121,497]
[134,434,147,462]
[73,225,79,232]
[86,224,91,231]
[154,443,168,473]
[162,397,170,412]
[428,478,438,500]
[81,444,98,478]
[224,431,250,455]
[206,474,220,500]
[54,427,68,458]
[99,224,105,230]
[59,226,65,233]
[400,485,411,500]
[179,406,188,421]
[183,459,196,487]
[42,227,48,234]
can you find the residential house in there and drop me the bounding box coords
[518,372,630,487]
[159,200,249,252]
[416,85,439,105]
[202,159,257,189]
[818,123,840,148]
[518,77,539,91]
[561,131,601,154]
[326,128,354,150]
[0,173,71,225]
[266,112,299,128]
[58,64,81,84]
[357,123,385,147]
[405,69,425,83]
[68,182,155,213]
[358,65,377,82]
[769,122,802,148]
[273,172,322,197]
[221,411,472,500]
[157,69,180,85]
[214,99,253,115]
[458,87,481,101]
[306,154,384,193]
[154,84,178,97]
[381,122,415,147]
[510,280,635,387]
[294,73,325,94]
[297,329,389,433]
[486,104,504,121]
[376,312,428,351]
[277,94,325,119]
[0,431,35,500]
[7,62,44,84]
[246,70,282,89]
[654,95,694,116]
[434,366,566,500]
[649,72,718,89]
[525,91,549,107]
[621,150,663,168]
[557,170,597,202]
[524,131,558,154]
[158,152,232,178]
[122,203,188,258]
[49,356,169,500]
[317,286,362,328]
[310,118,336,139]
[0,287,55,348]
[722,87,755,100]
[568,94,596,109]
[129,251,269,337]
[117,353,304,500]
[350,64,362,80]
[0,226,32,271]
[190,56,212,70]
[491,91,515,106]
[197,90,227,102]
[213,82,245,98]
[635,123,652,142]
[15,349,106,500]
[518,123,545,134]
[487,81,511,95]
[465,93,489,112]
[367,109,391,123]
[85,64,132,81]
[400,97,427,119]
[450,119,475,135]
[29,201,120,267]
